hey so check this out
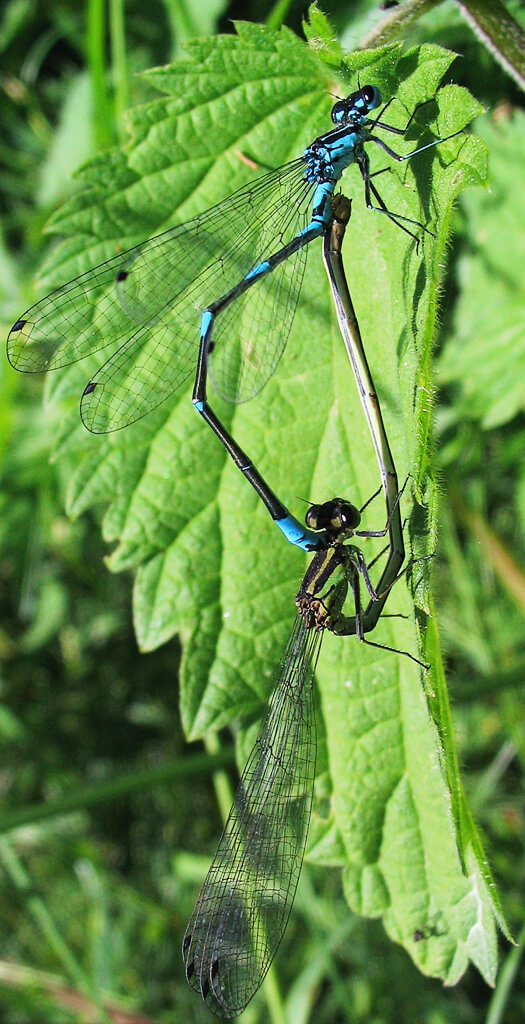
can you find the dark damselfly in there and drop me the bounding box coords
[182,485,416,1018]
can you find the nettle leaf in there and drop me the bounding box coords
[31,23,503,984]
[302,2,347,69]
[438,110,525,429]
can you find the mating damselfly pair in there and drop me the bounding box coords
[7,73,457,1019]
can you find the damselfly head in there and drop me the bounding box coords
[331,85,382,126]
[305,498,361,535]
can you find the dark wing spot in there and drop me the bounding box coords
[11,319,27,332]
[82,381,98,397]
[116,269,129,282]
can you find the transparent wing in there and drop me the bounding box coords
[182,615,321,1019]
[208,175,310,404]
[8,159,314,430]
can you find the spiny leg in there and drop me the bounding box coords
[357,150,427,244]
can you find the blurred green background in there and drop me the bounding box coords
[0,0,524,1021]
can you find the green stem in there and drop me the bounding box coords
[266,0,297,30]
[455,0,525,91]
[204,731,234,823]
[86,0,114,149]
[359,0,443,48]
[109,0,128,133]
[168,0,202,45]
[486,919,524,1024]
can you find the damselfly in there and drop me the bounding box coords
[7,84,454,551]
[182,486,414,1018]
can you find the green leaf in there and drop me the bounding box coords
[438,110,525,429]
[302,2,346,69]
[29,25,501,985]
[304,3,405,85]
[36,71,95,209]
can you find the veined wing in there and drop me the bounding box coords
[207,168,311,404]
[182,615,321,1018]
[79,162,313,432]
[8,158,314,430]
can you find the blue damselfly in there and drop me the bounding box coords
[7,84,458,551]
